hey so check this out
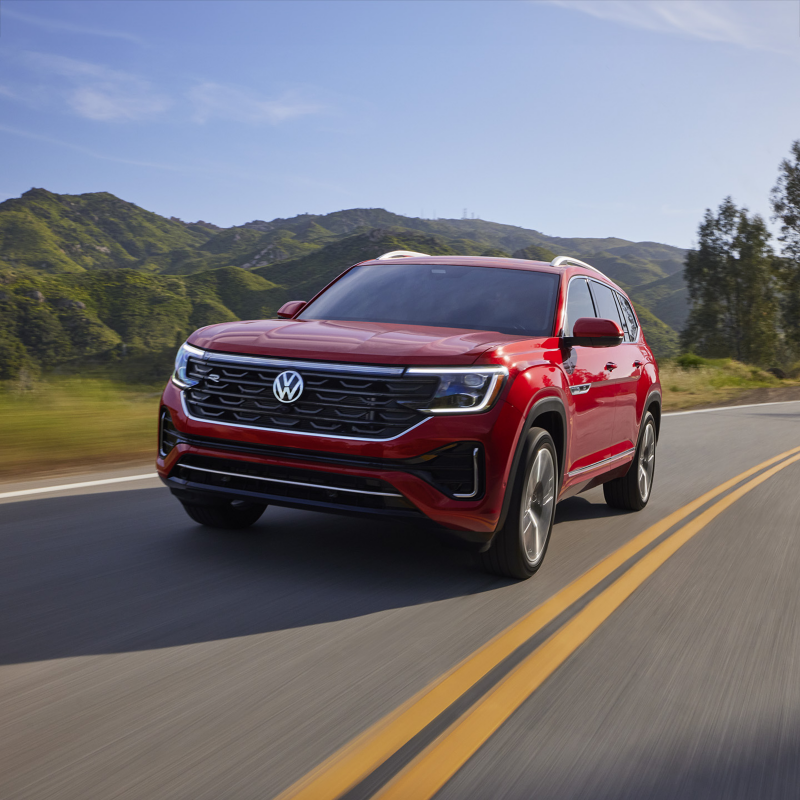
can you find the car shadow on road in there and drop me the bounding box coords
[0,489,626,665]
[555,495,629,522]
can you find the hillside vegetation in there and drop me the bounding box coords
[0,188,689,381]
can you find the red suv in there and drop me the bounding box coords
[158,252,661,579]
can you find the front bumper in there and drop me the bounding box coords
[158,380,524,538]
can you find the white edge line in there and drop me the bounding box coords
[1,398,797,497]
[664,399,800,417]
[0,473,158,500]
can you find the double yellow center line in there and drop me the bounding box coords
[276,445,800,800]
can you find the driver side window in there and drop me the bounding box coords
[565,279,596,336]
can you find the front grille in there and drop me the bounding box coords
[171,454,418,513]
[183,357,439,440]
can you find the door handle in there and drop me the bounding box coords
[633,360,643,368]
[605,362,617,371]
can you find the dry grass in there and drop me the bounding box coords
[1,361,798,480]
[660,357,798,411]
[0,378,160,480]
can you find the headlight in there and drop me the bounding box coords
[171,342,205,389]
[406,366,508,414]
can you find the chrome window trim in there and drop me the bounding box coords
[563,275,597,337]
[177,463,403,497]
[561,275,640,344]
[452,447,481,499]
[567,447,636,478]
[179,393,432,443]
[613,290,641,344]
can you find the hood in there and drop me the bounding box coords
[188,318,519,365]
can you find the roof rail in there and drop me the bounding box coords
[550,255,605,276]
[375,250,430,260]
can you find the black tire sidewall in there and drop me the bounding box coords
[498,428,558,578]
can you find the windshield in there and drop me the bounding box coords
[299,264,560,337]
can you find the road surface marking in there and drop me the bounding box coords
[375,452,800,800]
[664,399,800,416]
[0,473,158,500]
[274,444,800,800]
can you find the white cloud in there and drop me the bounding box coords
[545,0,800,57]
[23,52,170,121]
[189,82,323,125]
[0,122,182,170]
[3,7,145,46]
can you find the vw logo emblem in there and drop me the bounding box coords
[273,370,304,403]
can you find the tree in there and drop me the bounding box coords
[682,197,777,364]
[770,139,800,352]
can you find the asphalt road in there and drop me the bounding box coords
[1,401,800,799]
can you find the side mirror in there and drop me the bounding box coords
[563,317,624,348]
[276,300,307,319]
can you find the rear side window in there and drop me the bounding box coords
[615,293,639,342]
[589,281,624,330]
[565,278,595,336]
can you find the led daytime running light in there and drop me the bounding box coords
[406,366,508,414]
[171,342,205,389]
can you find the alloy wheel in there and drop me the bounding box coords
[521,447,556,565]
[638,422,656,502]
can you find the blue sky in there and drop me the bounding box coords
[1,0,798,247]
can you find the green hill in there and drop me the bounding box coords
[0,188,217,275]
[630,271,689,332]
[0,189,688,379]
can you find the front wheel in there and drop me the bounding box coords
[181,499,267,530]
[603,412,657,511]
[480,428,558,580]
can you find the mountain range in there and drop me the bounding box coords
[0,188,689,381]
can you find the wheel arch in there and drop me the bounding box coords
[645,390,662,440]
[493,396,567,535]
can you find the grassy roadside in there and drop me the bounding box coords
[659,356,800,411]
[0,378,160,480]
[1,358,798,481]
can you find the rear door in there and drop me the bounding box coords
[588,280,638,455]
[612,291,646,452]
[563,278,617,473]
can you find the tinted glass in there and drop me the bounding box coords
[616,293,639,341]
[565,278,595,336]
[300,264,560,337]
[590,281,624,329]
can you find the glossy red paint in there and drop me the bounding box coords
[276,300,307,319]
[158,257,661,540]
[188,318,518,366]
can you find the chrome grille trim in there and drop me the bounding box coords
[183,355,438,439]
[201,350,406,376]
[178,463,403,497]
[181,394,433,442]
[452,447,481,499]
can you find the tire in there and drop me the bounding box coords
[181,499,267,530]
[480,428,558,580]
[603,412,657,511]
